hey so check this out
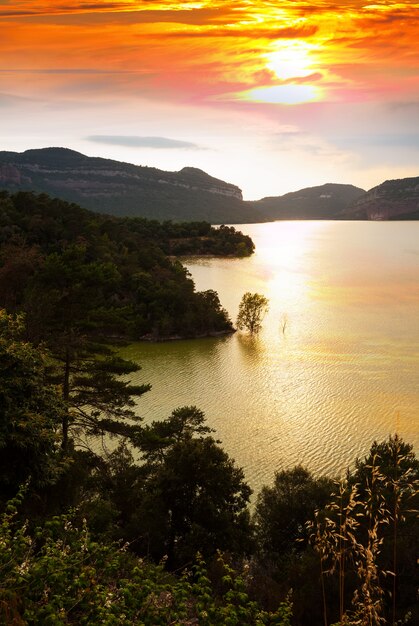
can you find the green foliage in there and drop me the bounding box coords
[0,500,292,625]
[0,191,238,340]
[0,311,65,501]
[91,408,254,568]
[236,292,269,334]
[0,192,252,448]
[126,221,254,257]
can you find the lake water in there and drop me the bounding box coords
[122,221,419,495]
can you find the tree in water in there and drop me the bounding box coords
[236,292,269,334]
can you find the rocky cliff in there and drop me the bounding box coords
[342,177,419,220]
[0,148,264,223]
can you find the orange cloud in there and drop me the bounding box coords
[0,0,417,108]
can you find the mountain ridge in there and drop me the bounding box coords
[248,182,366,220]
[0,147,262,223]
[0,147,418,222]
[340,176,419,220]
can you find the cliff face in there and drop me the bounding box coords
[342,177,419,220]
[249,183,366,220]
[0,148,259,223]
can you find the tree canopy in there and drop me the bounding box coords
[236,292,269,334]
[0,191,249,342]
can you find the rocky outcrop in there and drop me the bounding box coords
[0,163,22,185]
[177,167,243,200]
[342,177,419,220]
[0,148,255,223]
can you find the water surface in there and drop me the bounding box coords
[122,221,419,494]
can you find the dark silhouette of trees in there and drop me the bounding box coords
[129,407,253,567]
[254,466,333,562]
[0,311,64,502]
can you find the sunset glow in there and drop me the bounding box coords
[0,1,418,197]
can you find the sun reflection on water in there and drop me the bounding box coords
[124,221,419,493]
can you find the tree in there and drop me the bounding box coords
[0,310,65,502]
[131,407,253,567]
[254,466,333,563]
[23,245,150,451]
[236,292,269,334]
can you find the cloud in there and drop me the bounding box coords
[0,2,244,25]
[0,2,127,17]
[158,24,318,40]
[0,68,151,74]
[333,133,419,150]
[0,91,39,106]
[87,135,206,150]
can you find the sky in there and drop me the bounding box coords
[0,0,418,199]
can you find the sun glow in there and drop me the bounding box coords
[267,41,318,81]
[244,84,321,105]
[241,40,323,104]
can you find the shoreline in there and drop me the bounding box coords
[138,328,236,342]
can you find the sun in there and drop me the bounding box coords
[240,40,323,105]
[266,41,317,81]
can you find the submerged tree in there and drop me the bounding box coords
[236,292,269,334]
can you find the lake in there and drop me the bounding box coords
[122,221,419,495]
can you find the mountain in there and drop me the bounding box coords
[341,177,419,220]
[3,147,416,223]
[0,148,264,223]
[249,183,366,220]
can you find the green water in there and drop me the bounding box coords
[122,221,419,493]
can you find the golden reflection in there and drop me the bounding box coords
[256,221,323,268]
[236,333,265,365]
[249,222,327,343]
[310,280,419,306]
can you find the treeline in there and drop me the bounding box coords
[0,311,418,625]
[0,191,253,342]
[115,219,255,257]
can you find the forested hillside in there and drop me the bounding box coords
[0,191,253,342]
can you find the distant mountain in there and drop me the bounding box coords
[341,177,419,220]
[0,148,264,223]
[2,147,416,223]
[248,183,366,220]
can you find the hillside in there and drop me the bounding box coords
[341,176,419,220]
[0,191,256,339]
[249,183,366,220]
[2,148,417,222]
[0,148,264,224]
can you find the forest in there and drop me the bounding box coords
[0,192,418,625]
[0,191,253,342]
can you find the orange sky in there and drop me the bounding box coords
[1,1,418,197]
